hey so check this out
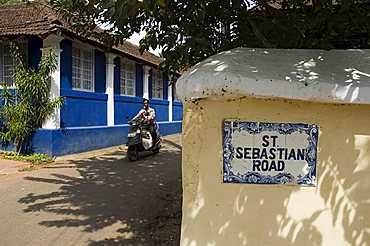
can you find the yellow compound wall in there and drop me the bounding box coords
[180,97,370,246]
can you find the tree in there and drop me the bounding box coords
[52,0,370,71]
[0,44,64,154]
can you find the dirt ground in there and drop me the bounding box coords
[147,186,182,245]
[0,134,182,246]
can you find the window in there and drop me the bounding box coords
[72,45,94,91]
[0,41,28,87]
[152,69,163,99]
[120,60,136,96]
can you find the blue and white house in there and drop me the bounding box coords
[0,1,182,156]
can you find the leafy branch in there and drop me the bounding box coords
[51,0,370,70]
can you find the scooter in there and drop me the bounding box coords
[126,118,162,161]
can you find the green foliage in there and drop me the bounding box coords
[52,0,370,71]
[0,151,53,163]
[0,44,64,154]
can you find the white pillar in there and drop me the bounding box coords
[42,35,63,129]
[143,65,150,99]
[168,79,173,122]
[106,53,116,126]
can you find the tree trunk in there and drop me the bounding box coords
[15,139,23,156]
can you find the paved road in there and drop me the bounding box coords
[0,134,182,246]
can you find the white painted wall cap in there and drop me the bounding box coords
[176,48,370,104]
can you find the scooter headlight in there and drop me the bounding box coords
[128,132,137,137]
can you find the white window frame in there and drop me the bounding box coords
[0,41,28,88]
[152,68,163,99]
[120,59,136,96]
[72,43,94,92]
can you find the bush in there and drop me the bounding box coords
[0,43,64,155]
[0,151,53,163]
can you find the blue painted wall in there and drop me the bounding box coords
[28,36,42,71]
[32,121,182,156]
[136,64,143,97]
[173,101,183,121]
[60,39,72,89]
[33,125,129,156]
[114,57,120,95]
[32,130,53,155]
[94,50,106,93]
[114,95,143,125]
[158,121,182,136]
[114,96,171,124]
[60,89,107,127]
[151,99,169,122]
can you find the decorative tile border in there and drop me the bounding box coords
[223,121,319,186]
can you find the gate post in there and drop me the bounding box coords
[177,48,370,245]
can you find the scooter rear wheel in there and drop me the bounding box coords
[128,146,138,161]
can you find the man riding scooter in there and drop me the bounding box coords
[126,98,161,161]
[129,98,157,143]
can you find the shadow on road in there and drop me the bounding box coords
[18,138,182,245]
[163,139,182,151]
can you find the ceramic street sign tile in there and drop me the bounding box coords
[223,121,319,186]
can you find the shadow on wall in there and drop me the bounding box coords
[187,49,370,103]
[318,112,370,245]
[180,100,370,246]
[181,105,320,245]
[17,141,182,245]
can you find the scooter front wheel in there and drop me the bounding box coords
[152,143,161,154]
[128,146,139,161]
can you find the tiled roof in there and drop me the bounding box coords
[0,1,62,36]
[0,1,162,67]
[115,42,163,68]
